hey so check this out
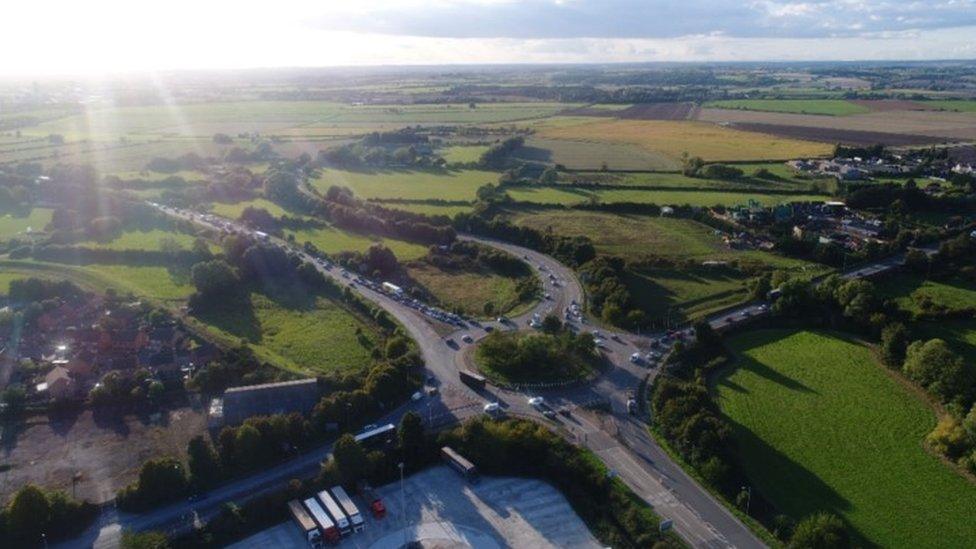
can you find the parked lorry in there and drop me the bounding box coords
[442,446,479,483]
[288,499,322,546]
[317,489,351,536]
[330,486,365,533]
[303,497,340,545]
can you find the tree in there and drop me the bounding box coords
[332,434,368,484]
[233,424,265,469]
[187,436,221,488]
[190,259,239,300]
[788,512,849,549]
[398,411,425,468]
[6,484,51,542]
[880,323,909,367]
[130,457,188,506]
[541,314,562,334]
[212,133,234,145]
[903,339,973,403]
[693,321,720,348]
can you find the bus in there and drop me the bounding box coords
[288,499,322,546]
[441,446,479,483]
[459,370,486,390]
[354,423,396,448]
[317,489,351,536]
[330,486,365,533]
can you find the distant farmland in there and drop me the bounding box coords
[703,99,871,116]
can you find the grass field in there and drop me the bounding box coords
[718,330,976,548]
[0,208,54,240]
[286,224,429,261]
[626,267,750,322]
[536,119,832,162]
[925,100,976,113]
[373,202,472,218]
[312,168,497,201]
[704,99,871,116]
[407,263,527,317]
[877,274,976,315]
[563,167,826,191]
[195,290,376,375]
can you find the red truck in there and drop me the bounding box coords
[357,481,386,519]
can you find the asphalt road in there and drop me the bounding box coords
[75,204,936,549]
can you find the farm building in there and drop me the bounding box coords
[212,378,322,426]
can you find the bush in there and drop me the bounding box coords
[788,512,850,549]
[117,457,189,511]
[1,484,97,545]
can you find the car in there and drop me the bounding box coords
[483,402,501,414]
[593,338,604,345]
[425,386,438,396]
[739,310,751,318]
[629,352,641,364]
[558,407,572,417]
[484,325,494,332]
[362,424,378,432]
[611,334,622,343]
[528,396,545,408]
[542,410,557,420]
[496,316,508,324]
[592,330,603,338]
[461,335,474,343]
[411,391,423,401]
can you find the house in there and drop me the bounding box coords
[99,329,148,353]
[217,379,322,426]
[65,354,95,379]
[42,366,77,400]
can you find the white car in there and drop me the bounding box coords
[528,396,545,408]
[411,391,423,401]
[483,402,501,414]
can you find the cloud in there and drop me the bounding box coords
[312,0,976,40]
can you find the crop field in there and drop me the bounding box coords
[195,291,376,375]
[515,136,680,171]
[718,330,976,548]
[286,224,429,261]
[506,186,825,207]
[311,168,497,201]
[703,99,871,116]
[407,263,526,317]
[536,119,832,162]
[0,208,53,240]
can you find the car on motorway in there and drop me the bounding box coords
[542,410,557,420]
[484,325,494,332]
[528,396,545,408]
[411,391,423,401]
[461,335,474,344]
[483,402,501,415]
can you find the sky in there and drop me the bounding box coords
[3,0,976,75]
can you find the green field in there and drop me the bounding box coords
[195,291,376,375]
[312,168,497,201]
[407,263,528,317]
[211,198,292,218]
[0,259,193,302]
[626,267,749,323]
[374,202,472,218]
[441,144,489,163]
[506,186,825,207]
[563,167,825,191]
[515,136,681,171]
[718,330,976,548]
[81,229,204,251]
[878,274,976,315]
[0,208,54,240]
[286,224,429,261]
[924,100,976,113]
[705,99,871,116]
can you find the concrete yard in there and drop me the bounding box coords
[230,465,601,548]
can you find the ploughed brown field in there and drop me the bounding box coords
[727,122,952,146]
[847,99,932,112]
[700,107,976,141]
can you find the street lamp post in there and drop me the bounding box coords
[399,462,406,546]
[741,485,752,514]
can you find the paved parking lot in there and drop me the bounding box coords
[231,465,600,548]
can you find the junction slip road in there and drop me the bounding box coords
[78,202,935,549]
